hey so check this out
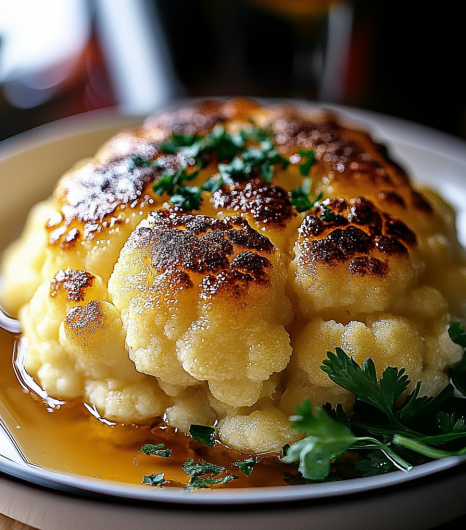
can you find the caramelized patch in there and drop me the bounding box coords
[47,157,164,248]
[212,179,296,227]
[50,269,95,302]
[298,197,416,276]
[64,301,105,334]
[143,99,227,138]
[349,256,389,277]
[129,210,274,298]
[271,108,411,192]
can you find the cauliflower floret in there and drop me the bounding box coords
[291,315,463,409]
[0,200,53,316]
[290,197,423,320]
[218,407,301,453]
[108,210,293,410]
[19,268,169,420]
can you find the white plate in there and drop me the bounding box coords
[2,102,466,530]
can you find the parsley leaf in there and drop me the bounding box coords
[189,425,216,447]
[355,452,397,477]
[169,185,203,211]
[320,204,336,222]
[289,178,324,213]
[233,457,256,477]
[182,459,238,489]
[140,444,172,458]
[282,400,358,480]
[396,381,453,427]
[321,348,410,432]
[298,149,316,176]
[142,472,166,486]
[159,133,201,154]
[449,322,466,347]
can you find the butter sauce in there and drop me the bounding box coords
[0,314,291,489]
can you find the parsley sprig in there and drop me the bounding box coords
[283,331,466,482]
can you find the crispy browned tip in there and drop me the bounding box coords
[298,197,416,276]
[212,179,296,227]
[130,210,274,298]
[50,269,95,302]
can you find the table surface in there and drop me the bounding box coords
[2,511,466,530]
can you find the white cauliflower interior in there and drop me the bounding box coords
[2,98,466,455]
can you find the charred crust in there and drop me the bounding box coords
[50,269,95,302]
[47,156,164,248]
[374,235,408,254]
[230,251,271,279]
[132,211,274,297]
[143,99,227,138]
[200,269,267,299]
[271,108,410,190]
[212,179,296,227]
[306,240,346,264]
[326,226,374,257]
[349,256,389,277]
[298,197,414,273]
[383,215,417,246]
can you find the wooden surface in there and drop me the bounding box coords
[0,514,37,530]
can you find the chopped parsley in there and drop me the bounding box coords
[233,457,257,477]
[141,472,166,486]
[182,459,238,489]
[320,203,335,222]
[189,425,216,447]
[289,178,324,213]
[140,443,172,458]
[131,125,300,211]
[298,149,316,176]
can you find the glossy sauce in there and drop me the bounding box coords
[0,323,293,489]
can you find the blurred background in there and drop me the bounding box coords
[0,0,464,143]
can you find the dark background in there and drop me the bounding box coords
[0,0,465,143]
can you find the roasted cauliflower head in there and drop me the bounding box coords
[2,98,466,455]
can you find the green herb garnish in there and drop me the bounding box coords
[136,125,294,211]
[289,178,324,213]
[298,149,316,176]
[141,472,166,486]
[283,342,466,483]
[189,425,216,447]
[320,204,335,222]
[140,443,172,458]
[182,459,238,489]
[233,457,257,477]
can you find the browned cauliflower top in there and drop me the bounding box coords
[2,98,466,455]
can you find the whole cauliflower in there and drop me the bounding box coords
[2,98,465,455]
